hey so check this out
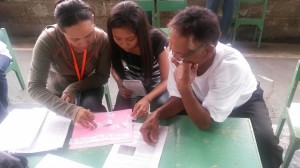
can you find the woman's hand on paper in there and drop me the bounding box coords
[132,97,150,119]
[118,85,132,99]
[139,111,159,144]
[75,109,97,129]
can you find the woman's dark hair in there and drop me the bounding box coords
[54,0,94,30]
[168,6,221,46]
[107,0,153,81]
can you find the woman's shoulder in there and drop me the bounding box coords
[38,25,67,43]
[150,28,168,44]
[150,28,167,39]
[33,24,66,58]
[150,28,168,55]
[94,26,108,39]
[40,25,60,37]
[36,25,62,47]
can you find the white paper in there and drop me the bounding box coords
[103,123,168,168]
[122,80,147,98]
[0,108,71,153]
[0,108,48,151]
[35,154,92,168]
[16,111,71,153]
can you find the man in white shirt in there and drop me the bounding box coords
[0,40,12,122]
[140,6,283,168]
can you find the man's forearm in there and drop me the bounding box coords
[156,96,184,119]
[180,87,212,130]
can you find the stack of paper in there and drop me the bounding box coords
[0,107,71,153]
[69,109,133,149]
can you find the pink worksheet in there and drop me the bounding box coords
[69,109,133,149]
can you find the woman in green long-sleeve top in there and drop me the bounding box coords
[28,0,111,129]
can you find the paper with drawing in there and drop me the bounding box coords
[69,109,133,149]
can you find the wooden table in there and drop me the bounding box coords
[27,116,262,168]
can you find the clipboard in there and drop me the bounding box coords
[122,80,147,98]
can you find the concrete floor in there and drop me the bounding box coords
[6,37,300,167]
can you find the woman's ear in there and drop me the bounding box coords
[92,14,95,22]
[58,27,65,33]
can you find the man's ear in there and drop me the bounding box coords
[205,44,216,56]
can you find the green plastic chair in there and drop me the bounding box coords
[0,28,26,90]
[231,0,267,48]
[104,83,113,111]
[156,0,187,35]
[134,0,156,26]
[275,60,300,168]
[156,0,187,27]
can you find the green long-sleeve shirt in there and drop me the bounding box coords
[28,25,111,119]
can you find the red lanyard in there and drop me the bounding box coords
[66,41,87,81]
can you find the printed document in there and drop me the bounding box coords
[103,123,168,168]
[122,80,147,98]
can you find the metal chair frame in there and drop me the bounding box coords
[134,0,156,26]
[231,0,268,48]
[0,28,26,90]
[275,60,300,168]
